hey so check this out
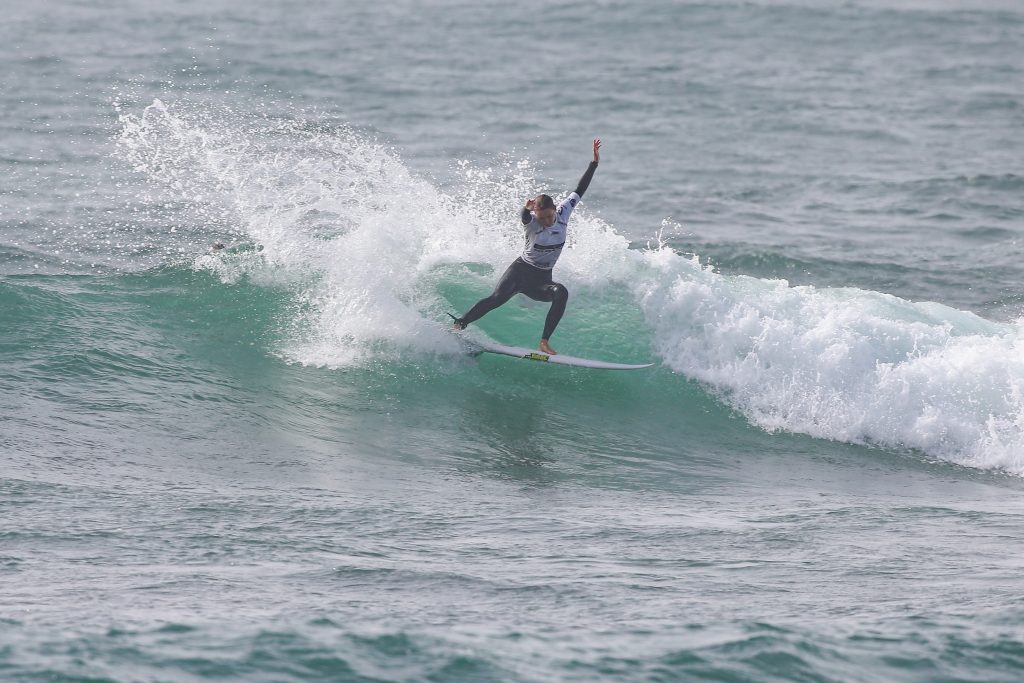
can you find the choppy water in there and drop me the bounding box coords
[4,1,1024,680]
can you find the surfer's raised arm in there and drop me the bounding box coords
[574,138,601,199]
[521,139,601,227]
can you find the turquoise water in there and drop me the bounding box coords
[4,1,1024,680]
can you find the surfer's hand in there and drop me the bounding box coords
[592,138,601,163]
[525,198,536,211]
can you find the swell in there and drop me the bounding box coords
[4,618,1022,682]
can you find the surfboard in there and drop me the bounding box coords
[469,339,652,370]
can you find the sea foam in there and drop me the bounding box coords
[636,246,1024,473]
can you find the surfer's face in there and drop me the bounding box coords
[535,207,556,227]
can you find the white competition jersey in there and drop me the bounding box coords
[521,192,580,270]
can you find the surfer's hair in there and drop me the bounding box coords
[536,194,556,210]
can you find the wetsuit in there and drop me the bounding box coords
[455,160,598,340]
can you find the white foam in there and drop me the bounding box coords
[117,100,552,366]
[635,247,1024,474]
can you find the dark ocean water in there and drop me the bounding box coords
[3,1,1024,680]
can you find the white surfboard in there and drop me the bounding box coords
[470,339,652,371]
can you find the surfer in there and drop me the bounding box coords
[452,139,601,355]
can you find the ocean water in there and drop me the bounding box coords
[3,0,1024,680]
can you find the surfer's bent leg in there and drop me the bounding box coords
[539,282,568,340]
[457,260,523,327]
[522,276,569,341]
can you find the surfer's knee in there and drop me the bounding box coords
[486,293,511,308]
[551,283,568,303]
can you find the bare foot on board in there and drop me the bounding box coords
[539,339,557,355]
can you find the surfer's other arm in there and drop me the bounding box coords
[521,200,535,226]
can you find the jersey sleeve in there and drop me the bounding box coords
[557,192,581,220]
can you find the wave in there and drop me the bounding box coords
[116,98,1024,474]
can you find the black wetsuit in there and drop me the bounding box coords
[456,160,598,340]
